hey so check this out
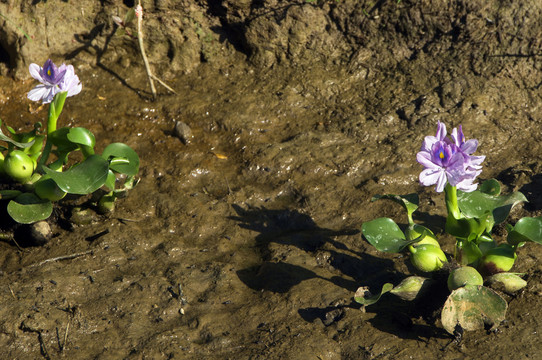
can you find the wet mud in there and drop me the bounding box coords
[2,0,542,358]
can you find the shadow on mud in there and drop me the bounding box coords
[230,204,397,292]
[230,204,454,339]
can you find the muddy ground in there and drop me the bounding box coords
[2,0,542,359]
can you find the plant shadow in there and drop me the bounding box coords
[231,203,399,293]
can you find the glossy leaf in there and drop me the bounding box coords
[49,127,78,152]
[354,283,394,306]
[507,217,542,245]
[43,155,109,195]
[457,190,527,225]
[441,285,507,334]
[0,189,22,200]
[479,179,501,196]
[362,217,408,253]
[102,143,139,176]
[104,170,117,192]
[446,212,492,240]
[0,129,35,149]
[67,127,96,148]
[7,193,52,224]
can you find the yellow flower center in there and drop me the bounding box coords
[439,151,444,159]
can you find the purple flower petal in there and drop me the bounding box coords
[418,121,484,192]
[436,121,447,140]
[59,65,82,96]
[420,168,443,187]
[29,63,44,83]
[27,59,81,103]
[417,151,439,169]
[27,84,56,103]
[461,139,478,154]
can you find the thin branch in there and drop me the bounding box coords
[29,250,93,268]
[136,1,176,99]
[150,74,177,94]
[137,1,156,100]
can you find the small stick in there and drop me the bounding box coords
[63,322,70,351]
[136,1,176,99]
[136,1,156,100]
[151,74,177,94]
[58,322,70,352]
[29,250,93,268]
[11,237,25,252]
[8,285,17,300]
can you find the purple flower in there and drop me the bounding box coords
[417,121,484,192]
[28,59,82,104]
[451,125,485,169]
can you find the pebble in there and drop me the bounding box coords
[174,121,194,144]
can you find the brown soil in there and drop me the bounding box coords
[2,0,542,358]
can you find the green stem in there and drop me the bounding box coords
[37,92,67,173]
[444,184,461,220]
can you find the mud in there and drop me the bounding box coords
[2,0,542,358]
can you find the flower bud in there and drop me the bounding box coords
[3,150,35,183]
[409,244,447,272]
[485,273,527,293]
[478,244,517,276]
[447,266,483,291]
[34,174,67,201]
[390,276,433,301]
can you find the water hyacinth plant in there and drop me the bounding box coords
[357,121,542,334]
[0,59,139,225]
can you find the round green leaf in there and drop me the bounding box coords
[441,285,507,334]
[43,155,109,195]
[102,143,139,176]
[457,190,527,225]
[7,193,52,224]
[508,217,542,245]
[0,189,22,200]
[479,179,501,196]
[49,127,78,152]
[362,217,408,253]
[67,127,96,148]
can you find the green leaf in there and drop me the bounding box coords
[49,127,79,152]
[67,127,96,148]
[104,170,117,192]
[457,190,527,225]
[43,155,109,195]
[7,193,52,224]
[0,189,22,200]
[25,135,45,156]
[508,217,542,245]
[362,217,409,253]
[0,128,35,149]
[354,283,394,306]
[102,143,139,176]
[441,285,507,334]
[445,212,492,240]
[371,193,419,224]
[124,8,136,25]
[480,179,501,196]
